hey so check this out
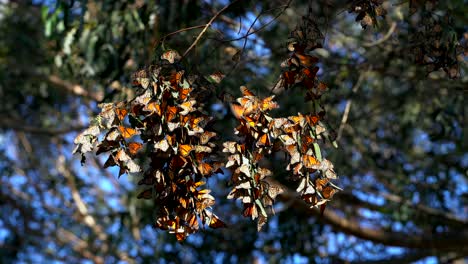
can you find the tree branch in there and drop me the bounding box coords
[25,70,103,101]
[57,155,108,242]
[350,250,431,264]
[182,0,241,58]
[46,74,103,102]
[0,116,86,135]
[337,72,366,141]
[57,228,104,264]
[335,190,468,228]
[363,22,397,47]
[273,180,468,252]
[220,0,293,43]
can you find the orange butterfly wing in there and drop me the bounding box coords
[118,126,137,139]
[302,155,319,168]
[198,162,213,176]
[314,178,329,191]
[144,102,162,116]
[166,106,178,121]
[295,53,319,67]
[116,108,128,120]
[322,186,336,199]
[230,103,244,119]
[283,71,296,85]
[179,144,193,157]
[240,86,255,96]
[256,133,270,147]
[209,215,227,228]
[128,142,143,155]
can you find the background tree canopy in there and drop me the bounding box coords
[0,0,467,263]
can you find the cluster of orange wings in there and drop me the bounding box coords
[74,15,341,239]
[347,0,386,28]
[221,19,341,229]
[409,1,463,79]
[281,52,328,102]
[224,86,283,231]
[225,82,339,230]
[74,50,225,241]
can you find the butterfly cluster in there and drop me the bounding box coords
[224,87,283,231]
[279,9,329,102]
[409,0,463,78]
[74,50,226,241]
[278,14,341,211]
[225,84,339,230]
[74,13,340,239]
[347,0,387,28]
[221,14,340,229]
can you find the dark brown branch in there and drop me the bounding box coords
[220,0,293,43]
[57,155,108,242]
[26,70,103,101]
[0,117,86,136]
[335,190,468,228]
[273,180,468,252]
[337,72,366,141]
[46,75,103,102]
[182,0,241,58]
[350,250,431,264]
[160,25,207,42]
[57,228,104,264]
[376,190,467,227]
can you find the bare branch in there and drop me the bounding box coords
[335,190,468,228]
[47,74,103,102]
[363,22,397,47]
[160,25,207,43]
[337,72,366,141]
[350,250,431,264]
[57,228,104,264]
[220,0,293,43]
[182,0,241,58]
[272,179,468,252]
[0,116,86,136]
[57,155,108,242]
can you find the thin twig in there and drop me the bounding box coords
[0,117,86,135]
[223,0,293,79]
[363,22,397,47]
[337,72,365,141]
[57,155,108,242]
[160,25,206,43]
[224,6,264,78]
[202,2,241,30]
[47,74,103,101]
[182,0,241,58]
[57,228,104,264]
[221,0,293,43]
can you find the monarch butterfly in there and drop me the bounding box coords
[115,108,128,121]
[302,154,319,168]
[178,144,193,157]
[209,214,227,228]
[127,142,143,155]
[118,126,137,139]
